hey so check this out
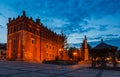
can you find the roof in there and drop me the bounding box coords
[93,42,117,50]
[93,39,118,50]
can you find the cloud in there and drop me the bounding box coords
[0,25,3,28]
[1,0,120,26]
[0,12,6,18]
[101,34,120,39]
[89,0,120,18]
[42,17,69,28]
[0,0,120,48]
[0,12,2,15]
[103,34,119,37]
[87,34,120,42]
[99,25,108,31]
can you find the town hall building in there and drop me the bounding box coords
[7,11,63,62]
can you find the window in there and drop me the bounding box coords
[49,46,51,49]
[0,51,3,55]
[46,45,48,48]
[31,38,35,44]
[13,26,15,32]
[32,40,35,44]
[19,26,22,30]
[30,28,32,32]
[13,50,16,53]
[13,39,16,44]
[16,26,18,31]
[8,28,10,34]
[53,47,54,50]
[11,28,13,33]
[33,29,35,34]
[46,53,48,56]
[27,27,30,32]
[37,31,39,35]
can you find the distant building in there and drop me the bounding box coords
[91,39,118,67]
[59,49,70,60]
[0,43,6,60]
[80,35,89,61]
[7,11,63,62]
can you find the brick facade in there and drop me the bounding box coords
[7,11,62,62]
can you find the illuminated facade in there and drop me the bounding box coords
[80,35,89,61]
[7,11,62,62]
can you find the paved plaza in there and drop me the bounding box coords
[0,60,120,77]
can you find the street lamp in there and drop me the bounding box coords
[73,52,77,61]
[59,48,63,60]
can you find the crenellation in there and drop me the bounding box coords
[13,18,15,21]
[17,15,20,18]
[8,18,11,22]
[36,18,40,24]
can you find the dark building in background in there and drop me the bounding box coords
[0,43,6,59]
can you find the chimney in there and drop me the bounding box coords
[30,17,33,20]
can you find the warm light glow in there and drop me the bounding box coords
[73,52,77,56]
[59,48,62,51]
[106,57,110,60]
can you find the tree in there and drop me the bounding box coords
[68,47,80,61]
[87,44,92,59]
[60,31,69,50]
[68,47,75,59]
[116,50,120,60]
[58,31,69,60]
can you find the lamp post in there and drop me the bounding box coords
[73,52,77,61]
[59,48,63,60]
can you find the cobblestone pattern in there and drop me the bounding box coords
[0,60,120,77]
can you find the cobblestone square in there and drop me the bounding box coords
[0,60,120,77]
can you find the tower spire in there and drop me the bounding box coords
[80,35,89,61]
[85,35,87,40]
[84,35,87,49]
[101,39,103,43]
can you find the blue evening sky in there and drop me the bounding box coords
[0,0,120,48]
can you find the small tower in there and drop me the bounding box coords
[22,11,26,16]
[80,35,89,61]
